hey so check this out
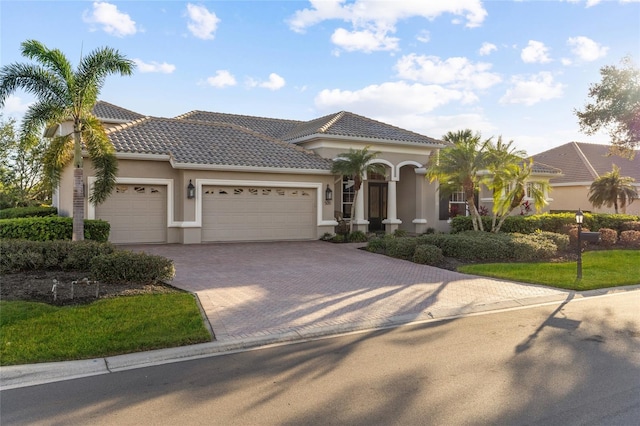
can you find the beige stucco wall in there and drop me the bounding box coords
[549,185,640,216]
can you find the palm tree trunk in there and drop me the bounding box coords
[72,129,84,241]
[349,189,358,233]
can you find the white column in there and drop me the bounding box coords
[382,179,402,233]
[412,168,428,234]
[352,187,369,232]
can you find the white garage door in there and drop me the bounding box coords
[202,186,316,242]
[96,184,167,244]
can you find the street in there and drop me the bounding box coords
[2,291,639,425]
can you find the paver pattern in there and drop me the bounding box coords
[128,241,568,341]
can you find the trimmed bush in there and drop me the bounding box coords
[385,237,418,261]
[509,233,558,261]
[413,244,444,266]
[533,231,570,252]
[366,235,392,254]
[622,221,640,232]
[90,251,175,284]
[347,230,368,243]
[0,206,57,219]
[393,229,409,238]
[0,216,110,242]
[620,230,640,248]
[598,228,618,247]
[0,240,115,274]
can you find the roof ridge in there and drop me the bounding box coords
[175,110,303,124]
[105,116,151,133]
[572,141,599,178]
[319,111,345,133]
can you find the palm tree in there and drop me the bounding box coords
[331,146,385,232]
[426,129,489,231]
[0,39,135,240]
[490,159,550,232]
[588,164,638,213]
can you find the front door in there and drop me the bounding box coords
[368,183,387,231]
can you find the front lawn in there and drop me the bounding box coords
[0,293,211,366]
[458,250,640,291]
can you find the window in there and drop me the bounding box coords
[342,176,355,219]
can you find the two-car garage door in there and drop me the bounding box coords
[201,185,316,242]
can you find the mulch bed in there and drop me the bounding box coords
[1,270,181,306]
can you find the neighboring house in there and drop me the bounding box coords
[530,142,640,216]
[55,101,454,244]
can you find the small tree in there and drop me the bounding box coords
[575,56,640,156]
[0,40,135,240]
[588,165,638,213]
[331,146,385,232]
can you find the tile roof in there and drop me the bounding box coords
[281,111,444,146]
[93,101,146,122]
[176,111,302,139]
[106,117,333,170]
[530,142,640,183]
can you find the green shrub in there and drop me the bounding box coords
[385,237,418,261]
[331,234,346,243]
[533,231,570,252]
[366,235,392,254]
[413,244,444,266]
[0,206,57,219]
[598,228,618,247]
[0,240,114,274]
[347,230,368,243]
[622,221,640,232]
[393,229,409,238]
[509,233,558,261]
[0,217,110,242]
[90,251,175,284]
[619,230,640,248]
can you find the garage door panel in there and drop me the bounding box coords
[202,185,315,242]
[96,184,167,244]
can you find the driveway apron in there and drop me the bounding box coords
[127,241,568,341]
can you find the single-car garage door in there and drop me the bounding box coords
[202,186,316,242]
[96,184,167,244]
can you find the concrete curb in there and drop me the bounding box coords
[2,285,639,391]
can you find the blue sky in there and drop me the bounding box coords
[1,0,638,155]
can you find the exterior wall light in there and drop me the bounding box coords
[187,180,196,199]
[325,184,333,202]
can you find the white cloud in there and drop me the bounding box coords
[478,42,497,56]
[186,3,220,40]
[391,113,497,140]
[314,81,474,116]
[0,95,31,120]
[521,40,551,63]
[395,54,501,90]
[416,30,430,43]
[561,58,573,66]
[82,2,137,37]
[331,27,399,52]
[206,70,237,88]
[247,73,286,91]
[500,72,565,106]
[288,1,487,53]
[133,59,176,74]
[567,36,609,61]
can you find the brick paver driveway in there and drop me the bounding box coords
[129,241,568,341]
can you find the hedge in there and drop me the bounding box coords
[90,251,175,284]
[0,240,115,274]
[0,216,110,242]
[450,213,640,235]
[0,206,57,219]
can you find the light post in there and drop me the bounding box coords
[576,209,584,280]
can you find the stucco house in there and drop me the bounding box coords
[530,142,640,216]
[54,101,460,244]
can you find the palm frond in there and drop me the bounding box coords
[83,115,117,205]
[42,133,73,189]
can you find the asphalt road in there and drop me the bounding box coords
[2,291,639,425]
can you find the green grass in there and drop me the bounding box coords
[0,293,211,366]
[458,250,640,291]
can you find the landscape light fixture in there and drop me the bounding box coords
[187,180,196,199]
[325,184,333,202]
[576,209,583,279]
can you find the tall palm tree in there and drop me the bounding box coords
[588,164,638,213]
[426,129,489,231]
[0,39,135,240]
[331,146,385,232]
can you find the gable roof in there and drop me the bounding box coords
[106,117,333,171]
[531,142,640,184]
